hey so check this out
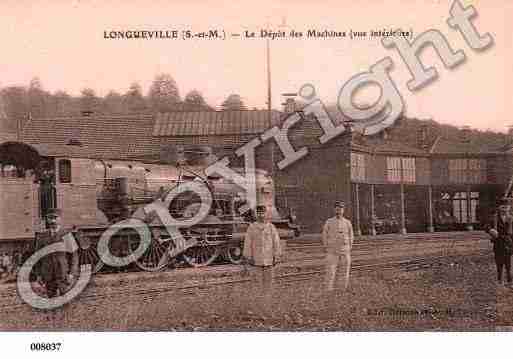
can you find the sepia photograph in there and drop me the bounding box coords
[0,0,511,356]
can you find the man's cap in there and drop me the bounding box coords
[334,201,345,208]
[255,205,267,212]
[46,208,62,217]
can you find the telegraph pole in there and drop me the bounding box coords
[266,32,272,125]
[265,22,274,177]
[265,17,288,177]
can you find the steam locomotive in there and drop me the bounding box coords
[0,141,299,278]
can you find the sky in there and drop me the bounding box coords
[0,0,511,132]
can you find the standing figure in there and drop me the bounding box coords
[36,208,78,298]
[488,199,513,287]
[0,253,12,280]
[322,201,354,292]
[243,205,282,310]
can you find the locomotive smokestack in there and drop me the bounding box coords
[281,92,298,115]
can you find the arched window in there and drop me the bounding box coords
[58,159,72,183]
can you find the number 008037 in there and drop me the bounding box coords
[30,343,62,351]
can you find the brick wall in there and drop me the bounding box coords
[273,136,353,233]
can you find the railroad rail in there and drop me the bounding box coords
[0,232,492,313]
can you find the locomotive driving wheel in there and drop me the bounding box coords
[181,227,221,267]
[130,231,172,272]
[182,244,219,267]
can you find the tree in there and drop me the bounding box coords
[80,88,101,114]
[184,89,210,110]
[123,82,147,112]
[220,94,247,111]
[184,89,206,106]
[148,73,180,112]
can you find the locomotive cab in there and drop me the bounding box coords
[0,141,106,240]
[0,142,42,244]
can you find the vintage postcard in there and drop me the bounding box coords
[0,0,511,356]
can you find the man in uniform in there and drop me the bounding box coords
[322,201,354,292]
[243,205,282,311]
[488,198,513,287]
[36,208,77,298]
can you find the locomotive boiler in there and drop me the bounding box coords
[0,141,299,279]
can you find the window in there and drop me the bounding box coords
[402,158,416,183]
[387,157,401,183]
[449,159,466,183]
[350,152,366,181]
[452,192,479,223]
[449,159,486,184]
[386,157,416,183]
[58,159,72,183]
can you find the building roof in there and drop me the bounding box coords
[349,115,511,156]
[18,110,284,160]
[369,140,429,155]
[30,143,97,158]
[0,95,7,121]
[351,137,429,156]
[429,137,506,155]
[20,114,159,159]
[153,110,282,137]
[166,103,214,112]
[350,128,429,155]
[12,110,512,162]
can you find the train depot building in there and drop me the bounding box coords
[2,107,513,236]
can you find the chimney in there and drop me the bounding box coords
[66,128,82,146]
[283,98,297,114]
[281,92,298,115]
[461,125,472,143]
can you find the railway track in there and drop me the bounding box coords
[0,233,492,313]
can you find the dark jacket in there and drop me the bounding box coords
[35,229,70,285]
[492,214,513,256]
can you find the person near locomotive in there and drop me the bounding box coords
[322,201,354,292]
[488,198,513,286]
[242,205,282,309]
[35,208,78,298]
